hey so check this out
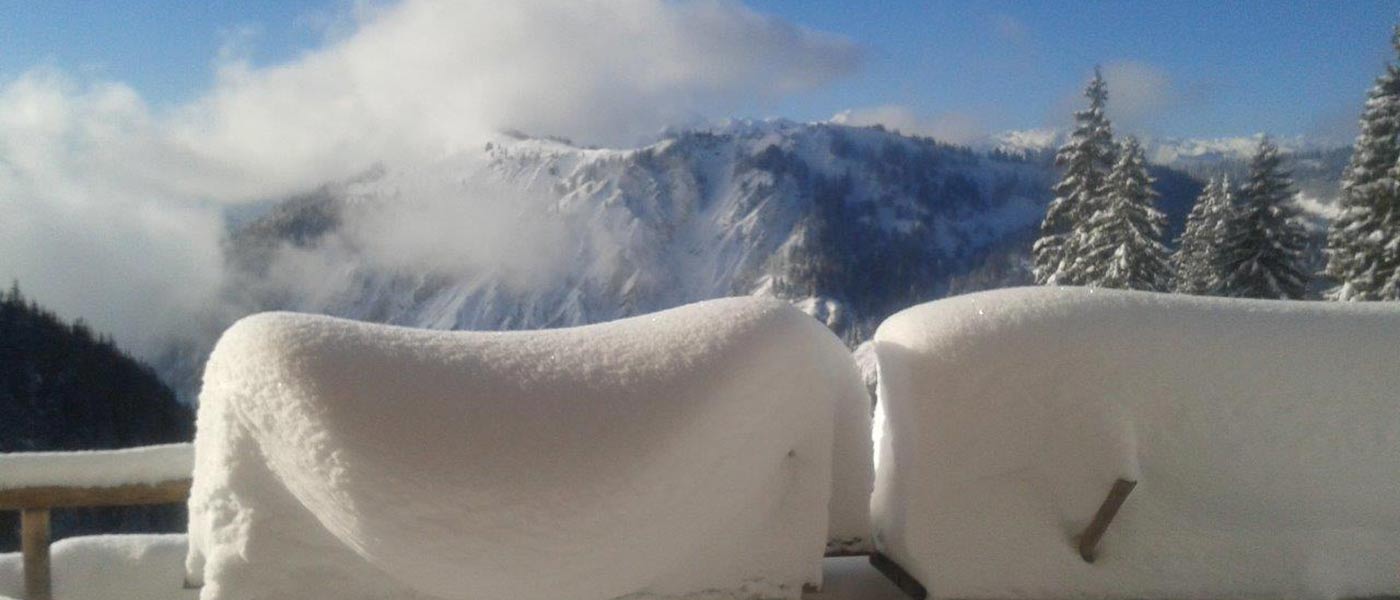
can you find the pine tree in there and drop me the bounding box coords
[1076,137,1171,290]
[1379,235,1400,298]
[1214,138,1311,299]
[1034,67,1116,285]
[1324,26,1400,301]
[1173,175,1236,294]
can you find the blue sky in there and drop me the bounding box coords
[0,1,334,106]
[1,0,1398,142]
[752,0,1400,141]
[1,0,1397,355]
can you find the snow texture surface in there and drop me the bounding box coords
[186,297,868,600]
[0,443,193,490]
[0,536,894,600]
[872,286,1400,599]
[0,534,194,600]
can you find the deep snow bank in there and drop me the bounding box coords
[872,287,1400,600]
[0,444,192,490]
[186,297,868,600]
[0,534,193,600]
[0,535,896,600]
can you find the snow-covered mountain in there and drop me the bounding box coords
[986,128,1064,159]
[989,128,1346,169]
[157,120,1216,398]
[986,128,1349,219]
[224,121,1052,339]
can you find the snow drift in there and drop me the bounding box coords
[872,287,1400,600]
[0,534,193,600]
[186,297,868,600]
[0,536,898,600]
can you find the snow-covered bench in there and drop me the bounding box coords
[871,287,1400,599]
[185,297,870,600]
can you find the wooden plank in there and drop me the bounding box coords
[22,508,51,600]
[823,548,873,558]
[868,552,927,600]
[1078,478,1137,563]
[0,479,191,510]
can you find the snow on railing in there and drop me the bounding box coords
[0,443,194,600]
[186,300,865,600]
[871,287,1400,599]
[0,443,192,492]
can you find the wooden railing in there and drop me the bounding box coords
[0,473,1134,600]
[0,479,192,600]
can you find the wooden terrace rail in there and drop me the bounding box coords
[0,473,1136,600]
[0,479,192,600]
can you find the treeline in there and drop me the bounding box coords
[1034,28,1400,301]
[0,283,195,551]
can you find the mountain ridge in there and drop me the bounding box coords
[155,120,1346,399]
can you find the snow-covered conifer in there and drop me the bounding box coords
[1173,175,1235,295]
[1215,138,1311,299]
[1077,136,1171,290]
[1324,27,1400,301]
[1033,67,1116,285]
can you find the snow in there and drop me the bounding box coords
[982,129,1340,171]
[805,558,909,600]
[851,341,878,401]
[0,443,193,490]
[207,121,1054,376]
[0,535,897,600]
[827,347,874,556]
[0,534,194,600]
[186,297,868,600]
[987,128,1063,157]
[871,286,1400,600]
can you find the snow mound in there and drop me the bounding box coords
[0,443,192,490]
[187,297,868,600]
[0,534,193,600]
[0,535,896,600]
[872,287,1400,600]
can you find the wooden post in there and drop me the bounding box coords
[1078,478,1137,563]
[0,480,192,511]
[0,479,190,600]
[21,507,51,600]
[869,552,927,600]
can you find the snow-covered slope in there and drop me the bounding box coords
[872,287,1400,599]
[186,297,866,600]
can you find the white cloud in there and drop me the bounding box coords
[0,70,228,354]
[0,0,861,356]
[990,14,1029,44]
[1051,61,1183,135]
[1102,61,1179,132]
[830,105,985,144]
[164,0,862,199]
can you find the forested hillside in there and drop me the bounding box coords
[0,284,194,551]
